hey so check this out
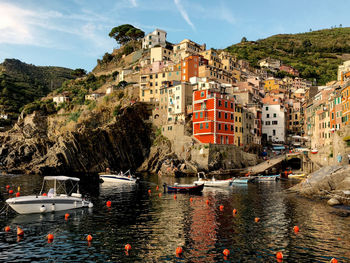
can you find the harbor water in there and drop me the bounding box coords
[0,173,349,262]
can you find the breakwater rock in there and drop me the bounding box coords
[0,104,152,175]
[290,165,350,206]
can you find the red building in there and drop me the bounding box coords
[192,84,235,144]
[279,65,299,76]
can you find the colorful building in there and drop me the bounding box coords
[192,82,235,144]
[341,83,350,125]
[181,55,208,82]
[142,29,167,49]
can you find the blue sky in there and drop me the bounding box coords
[0,0,349,71]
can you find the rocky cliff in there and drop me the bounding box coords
[0,103,152,175]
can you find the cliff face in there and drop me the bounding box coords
[0,104,152,175]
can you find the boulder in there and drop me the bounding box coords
[327,197,341,206]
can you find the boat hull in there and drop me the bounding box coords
[232,177,255,184]
[193,179,232,187]
[166,184,204,194]
[6,195,90,214]
[255,175,280,182]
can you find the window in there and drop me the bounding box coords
[200,112,203,118]
[225,113,228,119]
[200,123,203,129]
[265,107,269,111]
[272,121,278,125]
[218,112,221,118]
[239,117,241,122]
[218,124,221,130]
[231,125,234,131]
[225,101,228,108]
[225,124,228,131]
[273,113,277,118]
[155,74,158,78]
[205,123,209,129]
[235,116,237,122]
[273,129,276,136]
[150,89,153,94]
[162,73,165,77]
[195,113,198,119]
[218,100,222,106]
[266,114,270,118]
[235,127,238,132]
[200,91,205,97]
[231,103,234,109]
[265,121,270,125]
[231,114,234,120]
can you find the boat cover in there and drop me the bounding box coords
[43,176,80,181]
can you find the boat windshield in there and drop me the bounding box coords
[40,176,80,196]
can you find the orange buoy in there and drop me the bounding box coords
[173,194,177,200]
[16,192,20,197]
[17,227,24,236]
[86,235,93,241]
[125,243,132,251]
[176,246,183,255]
[106,201,112,207]
[9,190,13,194]
[6,185,10,189]
[233,209,237,215]
[219,205,224,211]
[42,193,47,196]
[47,234,54,241]
[156,185,159,191]
[330,258,338,263]
[65,213,70,220]
[158,193,162,197]
[4,226,10,232]
[276,251,283,260]
[223,249,230,256]
[293,226,299,233]
[190,197,193,202]
[254,217,260,223]
[206,200,209,205]
[148,189,151,194]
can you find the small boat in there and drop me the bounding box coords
[6,176,93,214]
[193,172,232,187]
[311,149,318,154]
[255,174,280,182]
[232,177,255,184]
[163,183,204,194]
[288,173,306,179]
[99,169,139,184]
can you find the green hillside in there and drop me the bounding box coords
[0,59,75,126]
[226,27,350,84]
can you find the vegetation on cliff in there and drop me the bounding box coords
[226,27,350,84]
[0,59,75,125]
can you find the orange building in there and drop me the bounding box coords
[192,85,235,144]
[342,84,350,125]
[181,55,208,82]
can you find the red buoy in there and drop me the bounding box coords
[42,193,47,196]
[6,185,10,189]
[276,251,283,259]
[206,200,209,205]
[47,234,54,241]
[17,227,24,236]
[4,226,10,232]
[223,249,230,256]
[330,258,338,263]
[255,217,260,223]
[219,205,224,211]
[9,190,13,194]
[173,194,177,200]
[65,213,70,220]
[86,235,92,241]
[176,246,183,255]
[125,243,132,251]
[106,201,112,207]
[16,192,20,197]
[293,226,299,233]
[233,209,237,215]
[156,185,159,191]
[148,189,151,194]
[158,193,162,197]
[190,197,193,202]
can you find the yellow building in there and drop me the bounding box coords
[172,39,206,62]
[341,84,350,125]
[150,47,173,63]
[199,49,223,69]
[140,64,181,102]
[234,104,243,147]
[264,78,280,91]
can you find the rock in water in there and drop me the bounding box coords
[327,197,341,206]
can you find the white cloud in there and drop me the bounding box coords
[130,0,138,7]
[220,6,236,25]
[173,0,195,30]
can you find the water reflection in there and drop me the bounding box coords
[0,173,349,262]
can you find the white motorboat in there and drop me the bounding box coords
[6,176,93,214]
[193,172,232,187]
[99,169,139,184]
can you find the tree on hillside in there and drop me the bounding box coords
[241,37,247,43]
[71,68,87,77]
[302,39,312,50]
[109,24,145,45]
